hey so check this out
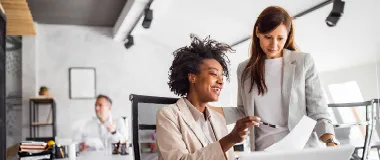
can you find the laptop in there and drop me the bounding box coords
[238,145,355,160]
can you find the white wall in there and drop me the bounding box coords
[21,23,253,139]
[22,36,38,140]
[318,44,380,102]
[319,62,380,103]
[21,24,178,139]
[377,45,380,97]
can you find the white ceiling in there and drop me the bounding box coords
[133,0,327,46]
[130,0,380,72]
[294,0,380,72]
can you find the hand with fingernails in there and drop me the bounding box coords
[219,116,261,152]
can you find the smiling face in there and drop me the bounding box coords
[256,24,288,59]
[188,59,224,102]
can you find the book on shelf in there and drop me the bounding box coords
[20,141,47,146]
[20,145,46,149]
[19,141,48,153]
[18,141,52,159]
[19,154,51,160]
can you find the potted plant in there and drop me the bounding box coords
[39,86,50,96]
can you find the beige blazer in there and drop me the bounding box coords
[224,49,335,151]
[156,98,235,160]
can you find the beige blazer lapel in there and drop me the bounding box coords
[176,98,208,147]
[207,106,224,140]
[207,106,236,160]
[282,49,296,130]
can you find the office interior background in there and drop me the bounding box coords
[1,0,380,159]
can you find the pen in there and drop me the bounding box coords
[259,121,280,128]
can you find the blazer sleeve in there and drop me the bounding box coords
[304,53,335,138]
[156,108,227,160]
[223,63,247,125]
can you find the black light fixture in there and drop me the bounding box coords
[142,8,153,29]
[124,35,134,49]
[325,0,345,27]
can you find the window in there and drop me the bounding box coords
[328,81,379,142]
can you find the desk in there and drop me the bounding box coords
[61,151,133,160]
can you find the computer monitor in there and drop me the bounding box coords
[239,145,355,160]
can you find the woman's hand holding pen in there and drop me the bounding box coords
[228,116,261,143]
[219,116,261,152]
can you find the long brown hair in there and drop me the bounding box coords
[241,6,298,95]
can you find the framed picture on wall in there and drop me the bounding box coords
[69,67,96,99]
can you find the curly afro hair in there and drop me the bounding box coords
[168,34,233,96]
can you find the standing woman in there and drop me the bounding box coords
[219,6,338,151]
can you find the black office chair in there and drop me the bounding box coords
[328,99,378,160]
[129,94,178,160]
[129,94,254,159]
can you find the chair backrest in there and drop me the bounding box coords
[129,94,178,160]
[328,99,378,160]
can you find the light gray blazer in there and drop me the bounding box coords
[224,49,335,151]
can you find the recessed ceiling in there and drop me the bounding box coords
[27,0,128,26]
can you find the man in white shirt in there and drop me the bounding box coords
[74,95,127,151]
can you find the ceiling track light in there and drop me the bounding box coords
[326,0,345,27]
[142,8,153,29]
[124,35,134,49]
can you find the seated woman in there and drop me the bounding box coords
[156,35,260,160]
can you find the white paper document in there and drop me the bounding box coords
[264,115,317,152]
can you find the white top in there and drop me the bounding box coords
[73,114,128,150]
[253,57,289,151]
[184,98,217,145]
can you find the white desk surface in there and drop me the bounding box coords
[62,151,134,160]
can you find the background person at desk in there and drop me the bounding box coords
[156,35,260,160]
[74,95,128,151]
[213,6,338,151]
